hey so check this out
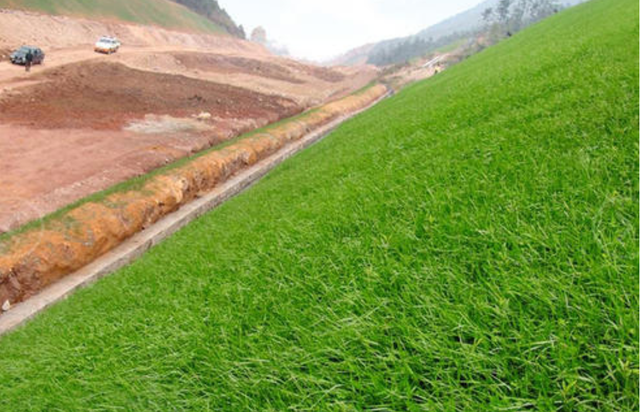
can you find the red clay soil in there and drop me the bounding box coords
[0,124,225,233]
[0,48,11,63]
[286,60,347,83]
[174,52,306,84]
[173,52,347,84]
[0,61,300,130]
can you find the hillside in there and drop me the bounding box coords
[414,0,586,40]
[0,0,637,410]
[329,42,376,66]
[0,0,229,34]
[333,0,587,66]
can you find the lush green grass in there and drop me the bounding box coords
[0,0,637,410]
[0,0,225,34]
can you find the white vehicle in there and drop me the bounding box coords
[94,37,121,54]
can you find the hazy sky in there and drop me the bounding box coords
[223,0,483,61]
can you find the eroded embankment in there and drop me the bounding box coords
[0,84,388,308]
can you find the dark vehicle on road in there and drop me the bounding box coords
[10,46,45,65]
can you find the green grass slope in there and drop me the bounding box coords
[0,0,225,34]
[0,0,637,410]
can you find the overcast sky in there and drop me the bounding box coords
[223,0,483,61]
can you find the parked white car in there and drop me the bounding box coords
[94,37,121,54]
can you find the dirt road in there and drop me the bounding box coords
[0,45,214,85]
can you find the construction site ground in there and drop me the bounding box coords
[0,9,378,233]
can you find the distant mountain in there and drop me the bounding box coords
[414,0,585,41]
[414,0,495,41]
[330,0,587,66]
[327,43,376,66]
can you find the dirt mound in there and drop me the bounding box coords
[0,61,300,130]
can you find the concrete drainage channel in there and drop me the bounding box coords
[0,90,391,336]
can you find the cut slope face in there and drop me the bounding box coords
[0,0,225,34]
[0,0,637,410]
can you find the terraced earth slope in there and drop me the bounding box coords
[0,0,225,34]
[0,0,637,410]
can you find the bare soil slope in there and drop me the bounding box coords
[0,9,379,232]
[0,61,299,130]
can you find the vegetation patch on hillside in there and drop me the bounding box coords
[0,0,226,34]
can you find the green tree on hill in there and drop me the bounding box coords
[483,0,561,36]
